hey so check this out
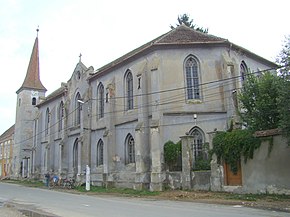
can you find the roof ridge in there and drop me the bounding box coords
[0,124,15,140]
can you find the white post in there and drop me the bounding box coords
[59,144,62,174]
[27,158,30,178]
[86,165,90,191]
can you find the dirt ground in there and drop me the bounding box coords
[154,190,290,213]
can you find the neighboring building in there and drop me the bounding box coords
[0,125,14,178]
[11,25,276,190]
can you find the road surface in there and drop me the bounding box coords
[0,182,287,217]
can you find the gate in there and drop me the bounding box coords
[224,161,242,186]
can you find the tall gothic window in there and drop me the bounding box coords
[185,56,200,100]
[97,139,104,166]
[75,92,82,125]
[125,70,133,110]
[190,127,207,169]
[58,101,64,132]
[192,128,203,159]
[73,139,78,171]
[45,108,50,135]
[240,61,248,84]
[97,83,104,119]
[125,134,135,164]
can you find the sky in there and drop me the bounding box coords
[0,0,289,135]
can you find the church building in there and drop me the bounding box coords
[10,25,276,190]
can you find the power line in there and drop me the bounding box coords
[11,65,284,148]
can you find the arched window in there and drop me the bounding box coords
[45,108,50,135]
[125,134,135,164]
[125,70,134,110]
[185,56,200,100]
[73,139,78,171]
[32,97,36,105]
[97,139,104,166]
[191,128,203,158]
[75,92,82,125]
[58,101,64,132]
[240,61,248,83]
[97,83,104,119]
[189,127,207,169]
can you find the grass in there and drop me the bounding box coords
[74,185,160,196]
[218,192,290,202]
[1,179,290,202]
[2,179,44,188]
[1,179,159,197]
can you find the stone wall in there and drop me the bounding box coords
[210,131,290,195]
[241,134,290,195]
[165,171,211,190]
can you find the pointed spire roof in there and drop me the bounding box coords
[17,35,47,93]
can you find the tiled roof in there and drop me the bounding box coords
[89,25,227,80]
[37,84,67,107]
[0,125,15,141]
[17,37,47,93]
[155,25,227,44]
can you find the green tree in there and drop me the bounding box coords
[238,72,282,131]
[276,36,290,140]
[170,14,208,33]
[276,35,290,78]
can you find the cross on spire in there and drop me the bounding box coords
[79,53,82,62]
[36,26,39,37]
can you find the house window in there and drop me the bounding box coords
[97,139,104,166]
[58,101,64,132]
[240,61,248,84]
[125,134,135,164]
[32,97,36,105]
[75,92,82,125]
[185,56,200,100]
[125,70,134,110]
[45,108,50,135]
[97,83,104,119]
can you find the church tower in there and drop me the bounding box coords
[13,30,47,178]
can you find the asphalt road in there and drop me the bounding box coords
[0,183,288,217]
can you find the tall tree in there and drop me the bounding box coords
[276,35,290,78]
[276,36,290,141]
[170,14,208,33]
[238,72,282,131]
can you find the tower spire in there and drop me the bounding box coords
[16,30,47,93]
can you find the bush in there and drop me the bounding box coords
[164,140,182,171]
